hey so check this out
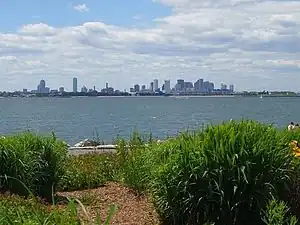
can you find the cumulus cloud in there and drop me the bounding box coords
[73,4,89,12]
[1,0,300,92]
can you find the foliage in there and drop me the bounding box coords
[58,153,118,192]
[115,131,154,193]
[0,132,68,200]
[0,194,118,225]
[263,199,297,225]
[150,120,297,225]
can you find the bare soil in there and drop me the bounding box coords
[57,182,160,225]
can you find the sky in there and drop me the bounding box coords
[0,0,300,92]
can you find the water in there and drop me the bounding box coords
[0,96,299,145]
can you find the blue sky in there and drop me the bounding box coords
[0,0,170,30]
[0,0,300,92]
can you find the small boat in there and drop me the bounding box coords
[260,95,263,99]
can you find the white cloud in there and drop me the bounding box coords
[1,0,300,92]
[73,3,89,12]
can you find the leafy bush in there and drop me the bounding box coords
[115,132,154,193]
[263,199,297,225]
[58,153,118,191]
[0,132,68,200]
[150,120,297,225]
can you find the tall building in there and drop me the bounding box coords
[229,84,234,93]
[141,85,146,91]
[164,80,171,94]
[150,82,154,92]
[194,79,204,92]
[176,79,185,91]
[59,87,65,93]
[73,77,78,93]
[153,79,159,91]
[37,80,49,94]
[134,84,140,92]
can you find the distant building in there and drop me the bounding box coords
[23,89,28,93]
[73,77,78,93]
[37,80,50,94]
[229,84,234,93]
[164,80,171,94]
[81,86,88,93]
[59,87,65,93]
[194,79,204,92]
[134,84,140,92]
[141,85,146,91]
[153,79,159,92]
[150,82,154,92]
[176,79,185,91]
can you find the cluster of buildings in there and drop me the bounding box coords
[16,77,234,97]
[130,79,234,95]
[22,78,117,95]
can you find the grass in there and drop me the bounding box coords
[2,120,300,224]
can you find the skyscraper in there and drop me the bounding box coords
[153,79,159,92]
[73,77,78,93]
[229,84,234,93]
[164,80,171,94]
[37,79,49,94]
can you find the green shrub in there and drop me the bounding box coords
[115,132,154,193]
[263,199,297,225]
[0,132,68,200]
[150,120,297,225]
[58,153,118,191]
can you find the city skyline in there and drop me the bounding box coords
[0,1,300,92]
[15,77,235,94]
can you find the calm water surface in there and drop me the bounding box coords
[0,96,298,145]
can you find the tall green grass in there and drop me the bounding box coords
[58,153,118,191]
[0,132,68,200]
[149,120,299,225]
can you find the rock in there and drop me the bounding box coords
[74,139,102,147]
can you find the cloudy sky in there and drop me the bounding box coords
[0,0,300,92]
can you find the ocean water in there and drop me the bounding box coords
[0,96,299,145]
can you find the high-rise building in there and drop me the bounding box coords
[176,79,185,91]
[150,82,154,92]
[37,79,49,94]
[141,85,146,91]
[164,80,171,94]
[229,84,234,93]
[153,79,159,91]
[194,79,204,92]
[134,84,140,92]
[73,77,78,93]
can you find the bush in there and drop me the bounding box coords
[150,120,297,225]
[115,132,154,193]
[58,153,118,191]
[263,199,297,225]
[0,132,68,200]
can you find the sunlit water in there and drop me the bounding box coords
[0,96,298,145]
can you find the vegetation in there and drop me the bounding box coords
[2,120,300,224]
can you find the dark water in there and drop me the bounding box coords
[0,96,298,145]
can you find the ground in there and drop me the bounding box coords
[57,182,160,225]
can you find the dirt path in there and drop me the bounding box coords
[57,182,160,225]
